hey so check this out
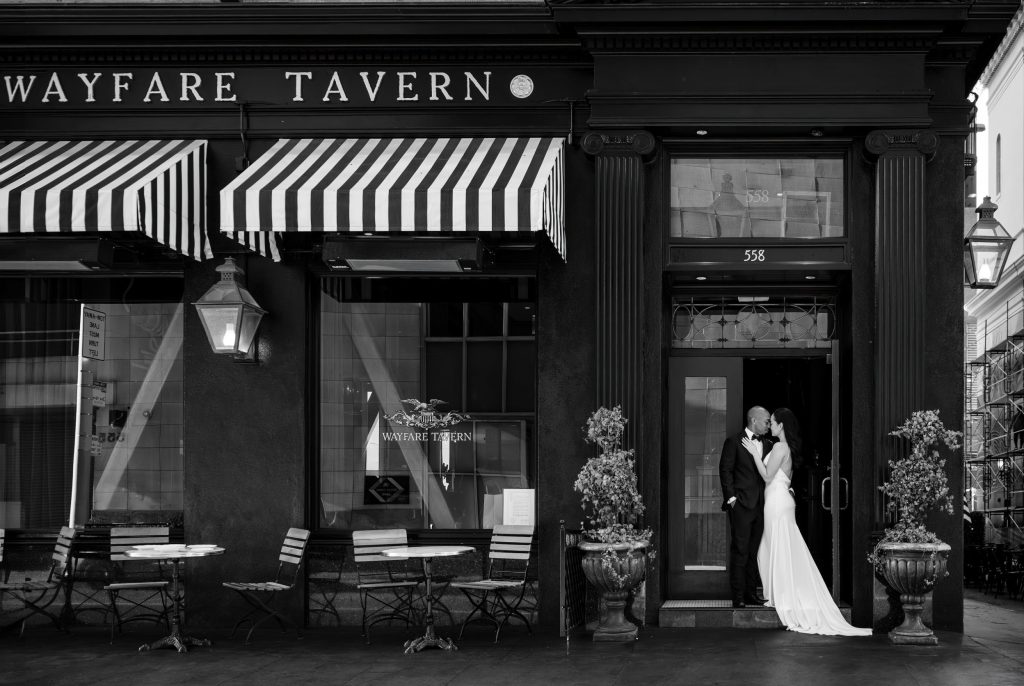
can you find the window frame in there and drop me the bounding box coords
[310,277,538,539]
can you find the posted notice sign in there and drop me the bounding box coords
[81,307,106,361]
[502,489,535,526]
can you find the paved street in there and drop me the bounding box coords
[2,588,1022,685]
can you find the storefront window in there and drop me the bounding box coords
[319,284,536,531]
[670,158,844,239]
[0,280,184,530]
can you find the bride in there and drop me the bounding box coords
[740,408,872,637]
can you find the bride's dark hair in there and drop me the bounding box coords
[772,407,802,467]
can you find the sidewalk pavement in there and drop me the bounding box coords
[2,588,1022,686]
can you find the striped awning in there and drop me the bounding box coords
[220,137,565,262]
[0,140,212,262]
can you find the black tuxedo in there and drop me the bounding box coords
[719,430,768,603]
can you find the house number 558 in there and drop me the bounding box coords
[743,249,766,262]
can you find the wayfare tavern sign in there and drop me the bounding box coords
[0,67,583,108]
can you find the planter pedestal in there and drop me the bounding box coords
[578,542,647,642]
[875,542,950,646]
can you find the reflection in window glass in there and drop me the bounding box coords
[0,294,184,530]
[0,302,78,529]
[670,158,844,239]
[319,295,535,531]
[683,376,728,570]
[79,303,184,526]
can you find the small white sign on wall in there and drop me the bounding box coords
[81,307,106,361]
[502,488,535,526]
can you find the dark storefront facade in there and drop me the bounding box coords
[0,1,1016,635]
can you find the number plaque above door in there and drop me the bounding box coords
[667,242,849,271]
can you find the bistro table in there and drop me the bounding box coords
[125,544,225,653]
[382,545,473,653]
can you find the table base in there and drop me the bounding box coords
[138,631,212,653]
[403,630,457,654]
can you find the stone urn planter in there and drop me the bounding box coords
[579,541,647,642]
[874,541,950,645]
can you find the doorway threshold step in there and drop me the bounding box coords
[659,599,782,628]
[658,600,852,629]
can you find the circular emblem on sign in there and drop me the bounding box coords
[509,74,534,99]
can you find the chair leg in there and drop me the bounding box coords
[108,590,121,644]
[493,590,533,641]
[360,587,418,644]
[457,589,494,641]
[231,590,299,645]
[8,588,65,635]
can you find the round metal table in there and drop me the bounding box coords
[125,544,225,653]
[382,545,473,653]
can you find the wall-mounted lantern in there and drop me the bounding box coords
[193,257,266,361]
[964,196,1014,289]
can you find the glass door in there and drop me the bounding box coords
[666,357,742,597]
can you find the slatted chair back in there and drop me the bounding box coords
[352,529,412,583]
[274,527,311,587]
[1,528,5,566]
[49,526,76,581]
[486,524,534,582]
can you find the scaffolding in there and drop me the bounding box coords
[966,297,1024,540]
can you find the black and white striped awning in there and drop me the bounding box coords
[220,137,565,262]
[0,140,212,262]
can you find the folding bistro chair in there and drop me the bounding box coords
[222,527,311,645]
[306,547,345,627]
[102,527,171,643]
[352,529,421,643]
[0,526,76,637]
[451,524,534,642]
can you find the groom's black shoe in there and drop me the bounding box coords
[731,600,746,608]
[743,594,767,606]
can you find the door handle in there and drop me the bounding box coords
[840,478,849,511]
[821,477,831,511]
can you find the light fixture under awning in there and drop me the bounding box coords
[0,237,114,271]
[0,139,212,262]
[219,136,566,263]
[322,236,481,273]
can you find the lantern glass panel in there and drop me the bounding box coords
[198,306,243,353]
[237,308,264,355]
[968,241,1010,287]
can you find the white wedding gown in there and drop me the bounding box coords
[759,469,872,636]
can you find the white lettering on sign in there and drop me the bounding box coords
[78,73,101,103]
[360,71,386,102]
[112,73,134,103]
[215,72,236,102]
[743,249,766,262]
[322,72,349,102]
[4,74,36,102]
[0,69,515,105]
[465,72,490,101]
[41,73,67,103]
[81,307,106,361]
[381,431,473,443]
[430,72,453,101]
[396,72,418,102]
[143,72,169,103]
[285,71,313,102]
[179,73,204,102]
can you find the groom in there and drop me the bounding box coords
[719,405,770,608]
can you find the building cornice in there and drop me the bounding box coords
[980,1,1024,87]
